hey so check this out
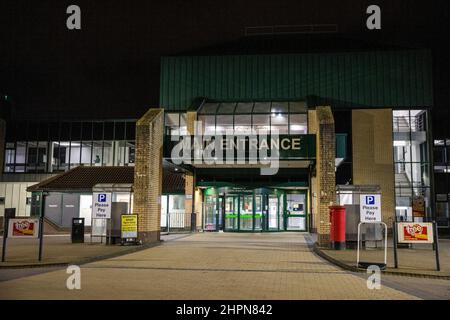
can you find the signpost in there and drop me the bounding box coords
[91,192,112,244]
[7,218,40,238]
[120,214,138,244]
[359,194,381,223]
[2,217,43,262]
[356,194,387,269]
[393,221,440,271]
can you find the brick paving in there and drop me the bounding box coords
[0,232,419,299]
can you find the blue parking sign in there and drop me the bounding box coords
[365,195,375,205]
[98,193,107,202]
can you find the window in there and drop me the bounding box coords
[393,110,431,221]
[4,120,138,173]
[197,101,308,136]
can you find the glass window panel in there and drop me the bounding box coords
[16,142,26,165]
[239,195,253,231]
[198,102,219,114]
[26,141,37,172]
[93,122,104,140]
[126,141,135,165]
[49,122,60,141]
[217,103,236,114]
[104,122,114,140]
[271,102,288,113]
[92,141,103,166]
[37,123,49,141]
[270,113,288,134]
[289,114,307,134]
[56,142,69,171]
[114,122,125,141]
[215,115,233,134]
[198,115,215,135]
[253,102,270,113]
[80,142,92,165]
[234,115,251,134]
[71,122,82,141]
[70,141,81,167]
[36,141,47,172]
[289,101,307,113]
[393,110,410,132]
[114,141,126,166]
[165,113,179,127]
[103,141,113,165]
[82,122,93,141]
[235,102,253,114]
[125,121,135,140]
[252,114,270,133]
[410,110,427,132]
[27,123,38,142]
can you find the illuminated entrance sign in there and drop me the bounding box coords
[165,133,316,175]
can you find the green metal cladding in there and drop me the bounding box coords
[160,50,432,110]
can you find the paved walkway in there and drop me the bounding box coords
[317,238,450,277]
[0,232,421,299]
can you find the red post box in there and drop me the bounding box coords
[329,205,346,250]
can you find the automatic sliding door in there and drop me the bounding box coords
[224,196,238,231]
[204,195,217,231]
[239,194,253,231]
[254,195,263,231]
[268,195,279,230]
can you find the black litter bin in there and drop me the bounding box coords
[71,218,85,243]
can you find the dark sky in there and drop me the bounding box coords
[1,0,449,125]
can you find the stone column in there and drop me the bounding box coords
[133,108,164,243]
[314,106,336,247]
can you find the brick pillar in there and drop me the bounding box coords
[314,106,336,246]
[133,108,164,243]
[184,111,197,230]
[352,109,395,224]
[0,119,5,172]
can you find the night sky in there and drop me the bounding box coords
[1,0,449,134]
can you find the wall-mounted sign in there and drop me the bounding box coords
[121,214,138,239]
[92,192,112,219]
[8,218,40,238]
[397,222,434,244]
[359,194,381,223]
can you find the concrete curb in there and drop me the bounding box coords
[313,243,450,280]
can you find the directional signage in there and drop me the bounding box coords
[359,194,381,223]
[92,192,112,219]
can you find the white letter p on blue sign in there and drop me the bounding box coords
[98,194,107,202]
[366,196,375,205]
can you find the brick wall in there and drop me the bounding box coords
[133,108,164,243]
[352,109,395,224]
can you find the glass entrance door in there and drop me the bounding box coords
[285,192,307,231]
[268,195,279,230]
[239,194,253,231]
[224,195,238,230]
[204,195,217,231]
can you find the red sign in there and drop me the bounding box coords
[8,219,40,238]
[397,222,434,244]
